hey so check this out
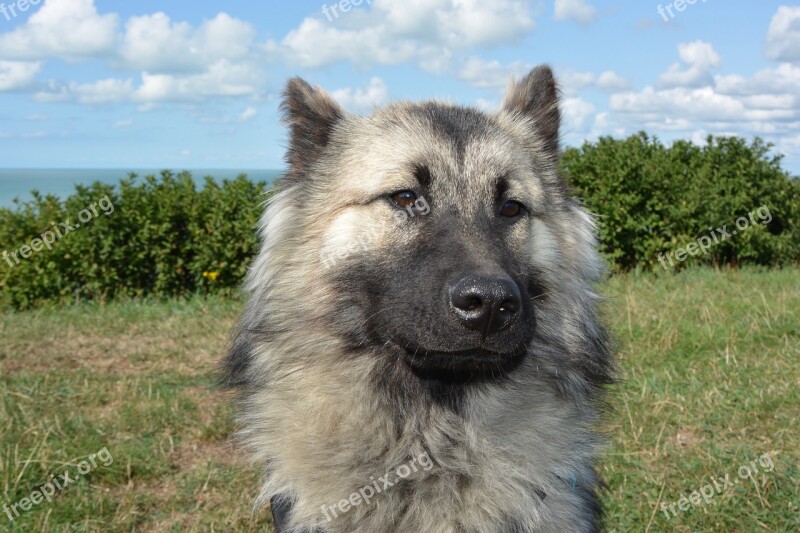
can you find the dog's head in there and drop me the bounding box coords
[233,65,609,393]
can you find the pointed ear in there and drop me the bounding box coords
[280,77,344,181]
[501,65,561,154]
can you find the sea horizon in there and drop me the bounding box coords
[0,168,285,208]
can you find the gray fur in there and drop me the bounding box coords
[223,65,614,533]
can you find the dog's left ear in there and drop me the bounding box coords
[281,77,345,181]
[501,65,561,154]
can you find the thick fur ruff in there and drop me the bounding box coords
[223,65,614,533]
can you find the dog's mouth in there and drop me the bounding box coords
[394,343,528,384]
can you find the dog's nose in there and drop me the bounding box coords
[449,275,521,338]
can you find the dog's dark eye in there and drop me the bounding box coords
[391,190,417,208]
[499,200,524,218]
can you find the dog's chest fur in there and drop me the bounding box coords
[241,349,602,533]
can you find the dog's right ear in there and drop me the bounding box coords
[501,65,561,156]
[281,77,344,181]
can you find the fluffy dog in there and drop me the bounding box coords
[223,65,614,532]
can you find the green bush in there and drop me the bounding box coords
[0,171,269,309]
[1,134,799,310]
[562,133,800,271]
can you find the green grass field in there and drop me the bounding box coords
[1,269,798,532]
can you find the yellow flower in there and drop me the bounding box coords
[202,271,219,282]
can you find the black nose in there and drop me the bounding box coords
[449,275,521,338]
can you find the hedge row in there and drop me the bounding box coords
[562,133,800,271]
[1,134,799,309]
[0,171,267,309]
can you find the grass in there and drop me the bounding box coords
[1,268,798,532]
[602,268,799,532]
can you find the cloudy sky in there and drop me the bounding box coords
[0,0,799,173]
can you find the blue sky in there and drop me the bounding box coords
[0,0,799,174]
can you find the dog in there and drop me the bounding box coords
[222,64,615,532]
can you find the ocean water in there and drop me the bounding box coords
[0,168,285,208]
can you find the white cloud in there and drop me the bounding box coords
[691,130,710,146]
[778,133,800,152]
[419,49,455,75]
[120,13,194,71]
[561,97,595,131]
[610,86,796,124]
[378,0,535,49]
[0,60,42,91]
[34,78,134,104]
[120,12,257,73]
[238,106,258,122]
[34,61,265,105]
[765,6,800,63]
[118,11,266,102]
[595,70,630,91]
[715,63,800,96]
[32,81,69,103]
[275,0,535,69]
[554,0,597,25]
[658,41,721,88]
[592,41,800,167]
[331,77,388,111]
[275,18,418,69]
[31,54,265,104]
[0,1,266,105]
[558,69,597,94]
[458,57,531,88]
[0,0,534,110]
[133,60,264,102]
[0,0,118,61]
[557,67,630,95]
[70,78,135,105]
[457,61,629,94]
[113,119,134,128]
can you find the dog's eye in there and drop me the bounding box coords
[499,200,524,218]
[391,190,417,208]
